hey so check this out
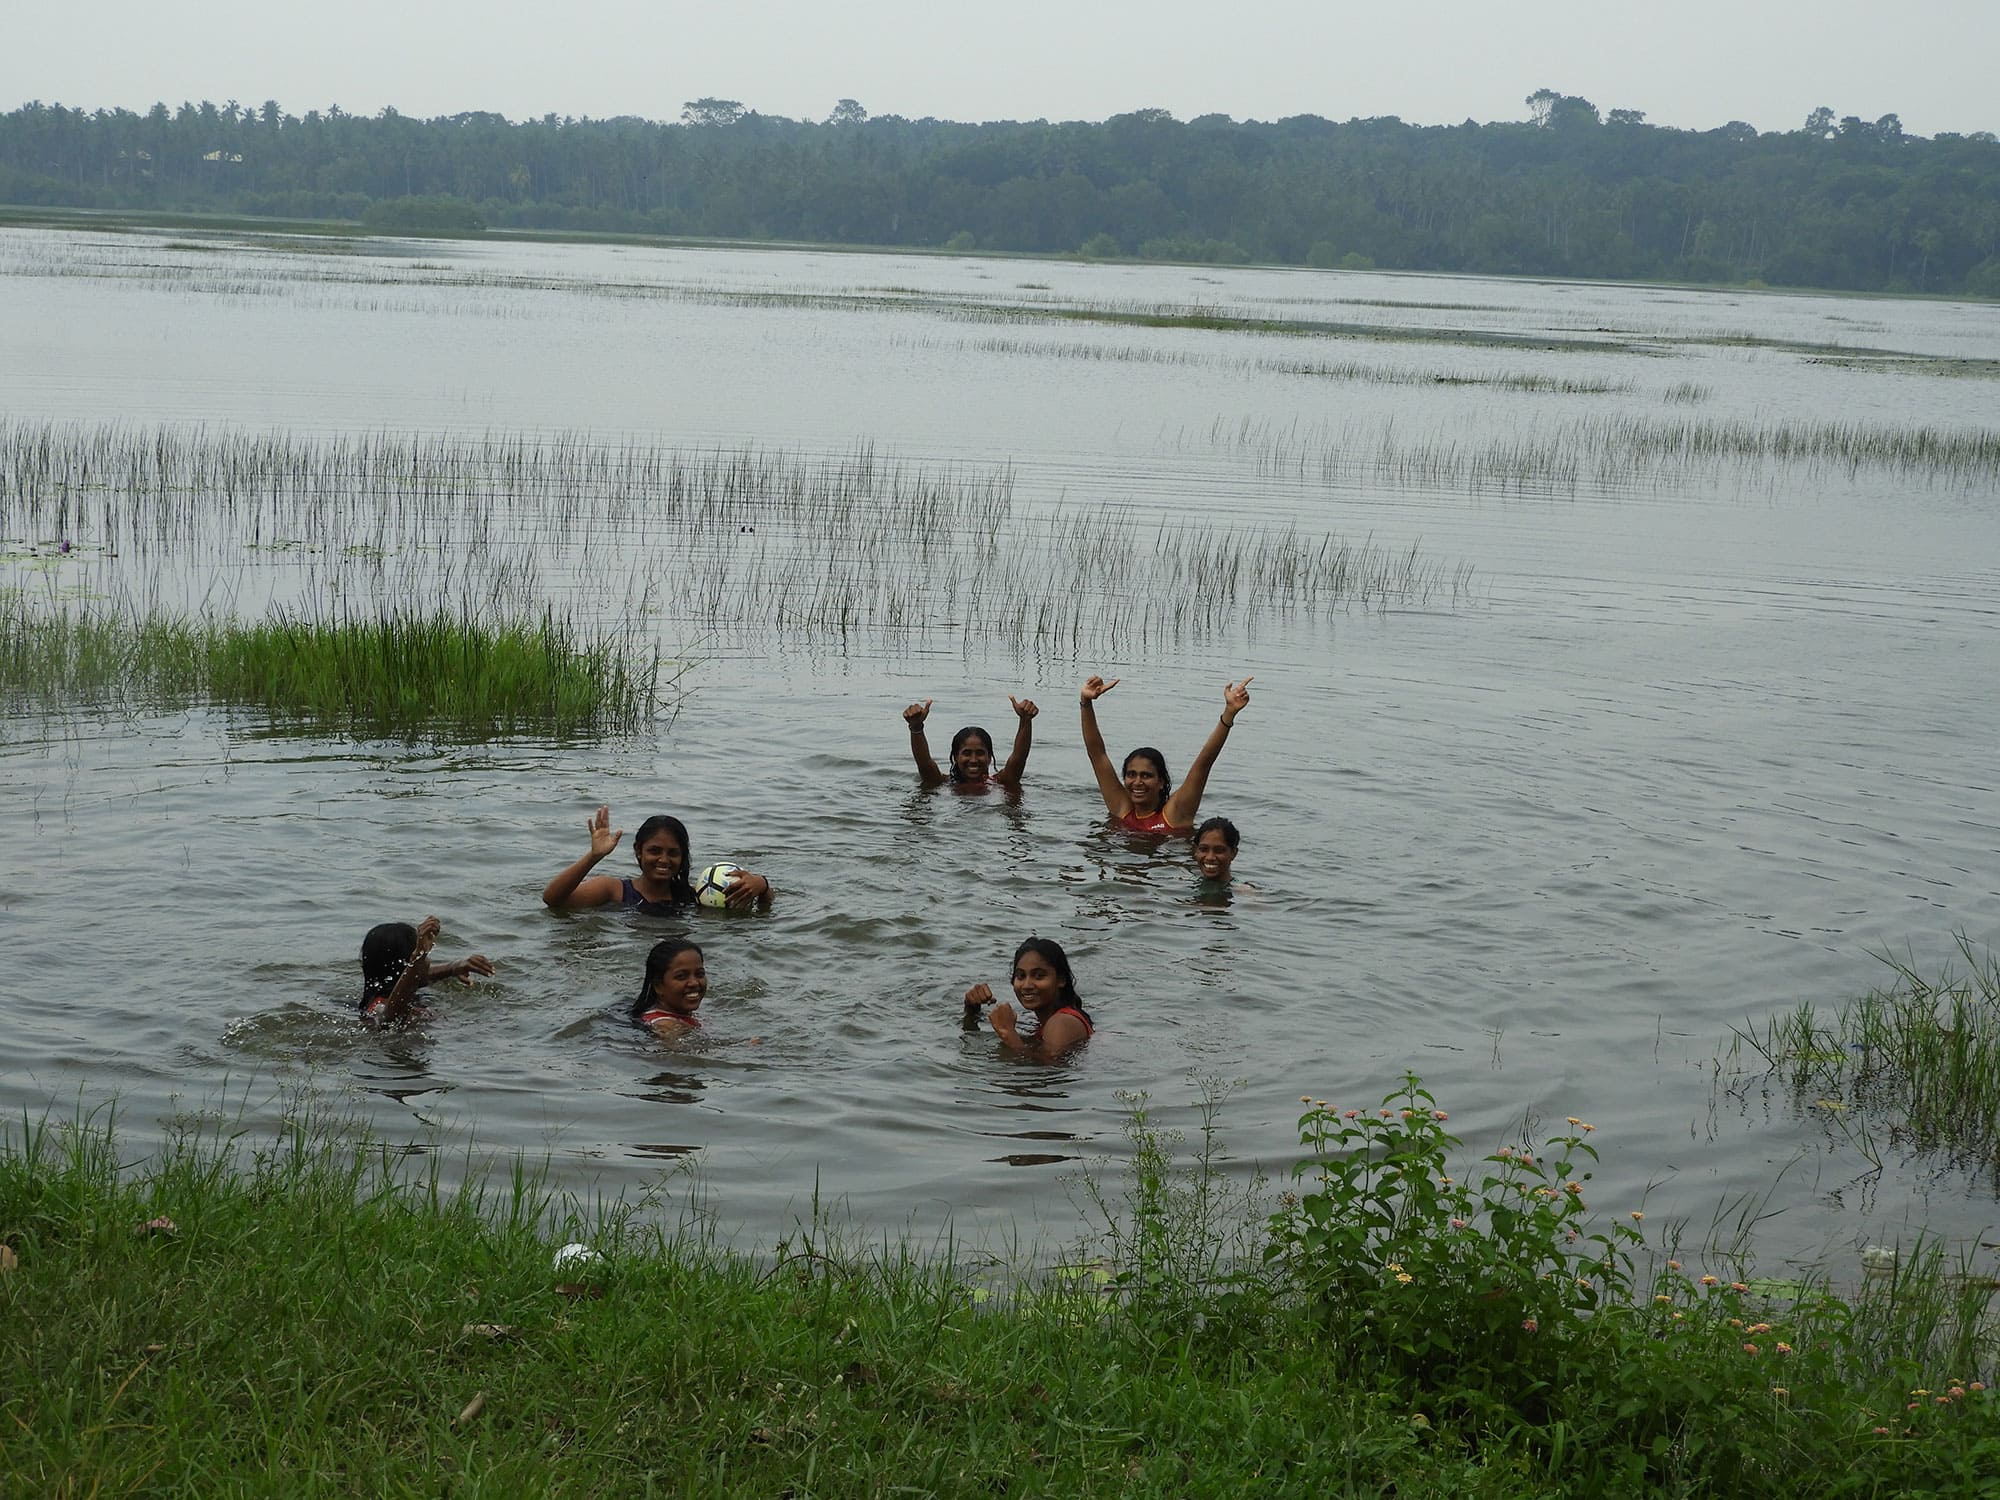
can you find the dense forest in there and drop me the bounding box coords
[4,90,1998,296]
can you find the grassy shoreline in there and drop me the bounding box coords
[4,203,1988,307]
[3,1094,1994,1497]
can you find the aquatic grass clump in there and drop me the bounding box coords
[1209,407,2000,496]
[1737,938,2000,1163]
[0,599,667,738]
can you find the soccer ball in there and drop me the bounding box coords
[694,862,740,909]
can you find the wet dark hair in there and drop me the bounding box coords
[1194,816,1240,850]
[949,726,994,782]
[1121,747,1172,801]
[631,814,698,905]
[1011,936,1081,1011]
[631,936,704,1019]
[359,922,418,1001]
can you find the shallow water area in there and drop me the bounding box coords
[4,227,1999,1274]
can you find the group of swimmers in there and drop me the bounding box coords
[357,675,1254,1059]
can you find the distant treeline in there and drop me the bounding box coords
[5,92,1999,295]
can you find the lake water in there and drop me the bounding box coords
[3,225,1998,1273]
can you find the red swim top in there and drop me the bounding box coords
[636,1008,700,1030]
[1118,808,1183,835]
[1042,1003,1095,1040]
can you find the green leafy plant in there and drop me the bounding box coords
[1266,1072,1643,1411]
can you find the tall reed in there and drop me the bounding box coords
[0,421,1469,661]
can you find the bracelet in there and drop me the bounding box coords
[910,723,926,734]
[1220,715,1236,727]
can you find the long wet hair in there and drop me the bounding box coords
[1012,936,1082,1012]
[631,814,698,905]
[359,922,418,1002]
[949,725,994,783]
[631,936,704,1019]
[1121,746,1172,802]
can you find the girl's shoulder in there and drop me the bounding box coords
[1045,1003,1095,1039]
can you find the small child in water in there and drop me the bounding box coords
[358,916,494,1025]
[962,937,1094,1058]
[631,937,707,1034]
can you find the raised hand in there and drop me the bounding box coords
[1009,695,1039,720]
[1221,676,1254,724]
[964,982,996,1008]
[903,699,934,730]
[587,804,622,861]
[1079,675,1121,704]
[414,916,441,955]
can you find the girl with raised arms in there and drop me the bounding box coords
[902,695,1038,791]
[541,806,772,914]
[962,937,1094,1058]
[1079,675,1253,835]
[358,915,494,1026]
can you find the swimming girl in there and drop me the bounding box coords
[358,915,494,1025]
[903,695,1038,790]
[962,937,1094,1058]
[541,806,772,913]
[631,936,707,1034]
[1079,675,1253,835]
[1193,816,1241,882]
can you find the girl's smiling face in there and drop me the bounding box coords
[1010,950,1068,1013]
[1194,827,1238,880]
[652,948,707,1015]
[635,829,686,886]
[951,733,994,780]
[1122,752,1165,812]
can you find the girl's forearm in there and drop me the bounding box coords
[541,851,602,907]
[1079,699,1107,758]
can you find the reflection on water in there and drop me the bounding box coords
[4,230,1999,1265]
[627,1071,710,1107]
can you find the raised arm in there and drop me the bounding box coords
[904,699,946,787]
[541,805,626,909]
[374,916,439,1026]
[1078,676,1131,817]
[1162,677,1252,830]
[994,695,1038,788]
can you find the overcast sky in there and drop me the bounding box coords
[11,0,1997,138]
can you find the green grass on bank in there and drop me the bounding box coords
[2,1088,1996,1498]
[0,600,668,738]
